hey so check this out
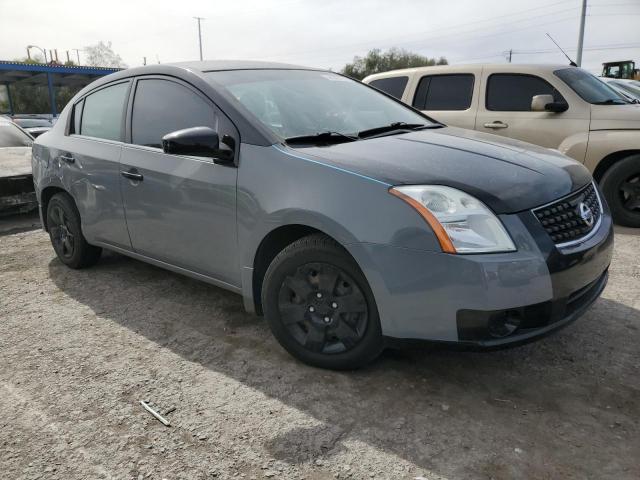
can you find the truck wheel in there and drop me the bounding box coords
[600,154,640,227]
[47,193,102,269]
[262,234,384,370]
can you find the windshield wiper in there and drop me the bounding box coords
[356,122,438,139]
[285,130,358,146]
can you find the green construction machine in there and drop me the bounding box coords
[601,60,639,80]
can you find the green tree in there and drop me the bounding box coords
[84,41,127,68]
[342,48,447,80]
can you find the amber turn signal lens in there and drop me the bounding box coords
[389,187,457,254]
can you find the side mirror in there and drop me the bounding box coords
[162,126,235,165]
[531,94,568,113]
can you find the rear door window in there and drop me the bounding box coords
[412,74,474,110]
[80,82,129,141]
[486,74,564,111]
[131,79,214,148]
[368,76,409,99]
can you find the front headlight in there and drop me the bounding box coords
[390,185,516,254]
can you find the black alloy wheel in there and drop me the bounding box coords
[601,154,640,227]
[46,193,102,269]
[278,262,368,355]
[618,173,640,213]
[262,233,383,369]
[49,204,75,259]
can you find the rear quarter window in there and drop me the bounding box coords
[368,76,409,100]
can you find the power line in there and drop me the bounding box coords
[293,13,581,66]
[262,1,580,61]
[512,42,640,54]
[589,2,640,6]
[588,13,640,16]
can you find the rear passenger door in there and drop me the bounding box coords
[119,77,240,286]
[62,81,132,249]
[412,74,477,129]
[476,73,589,149]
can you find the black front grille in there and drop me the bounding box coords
[533,182,602,245]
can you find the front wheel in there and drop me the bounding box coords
[262,234,384,370]
[600,154,640,227]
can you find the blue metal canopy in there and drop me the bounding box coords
[0,61,122,117]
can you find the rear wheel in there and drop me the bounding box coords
[47,193,102,269]
[262,234,383,369]
[600,154,640,227]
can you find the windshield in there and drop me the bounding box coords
[554,67,629,104]
[0,122,32,147]
[206,69,434,139]
[13,118,52,128]
[611,80,640,100]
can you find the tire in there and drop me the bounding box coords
[262,233,384,370]
[600,154,640,227]
[46,193,102,269]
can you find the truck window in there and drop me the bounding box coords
[555,68,628,104]
[368,76,409,100]
[412,74,474,110]
[486,74,564,111]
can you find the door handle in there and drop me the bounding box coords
[60,154,75,164]
[483,121,508,129]
[121,169,144,181]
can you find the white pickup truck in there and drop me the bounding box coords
[364,64,640,227]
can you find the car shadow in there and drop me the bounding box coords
[48,251,640,479]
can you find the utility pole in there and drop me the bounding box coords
[508,49,512,63]
[576,0,587,67]
[194,16,205,60]
[72,49,81,65]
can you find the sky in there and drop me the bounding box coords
[0,0,639,74]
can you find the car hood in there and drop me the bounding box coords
[590,103,640,130]
[297,126,591,214]
[0,146,32,177]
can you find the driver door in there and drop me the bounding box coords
[475,72,589,149]
[119,77,240,286]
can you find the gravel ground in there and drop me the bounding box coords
[1,219,639,480]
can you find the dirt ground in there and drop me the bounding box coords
[1,217,638,480]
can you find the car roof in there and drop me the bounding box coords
[167,60,319,72]
[59,60,327,148]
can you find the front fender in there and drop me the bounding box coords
[237,143,442,270]
[585,130,640,173]
[558,131,589,163]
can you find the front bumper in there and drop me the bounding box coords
[456,269,608,347]
[348,203,614,344]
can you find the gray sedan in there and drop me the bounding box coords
[32,61,613,369]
